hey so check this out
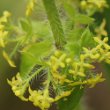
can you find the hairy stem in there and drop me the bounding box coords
[42,0,66,49]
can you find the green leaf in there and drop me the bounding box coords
[65,28,83,57]
[74,14,94,24]
[20,19,32,33]
[67,28,84,42]
[65,27,95,57]
[20,53,36,79]
[58,87,84,110]
[80,27,95,48]
[32,21,51,39]
[65,42,81,57]
[62,1,76,18]
[20,40,53,78]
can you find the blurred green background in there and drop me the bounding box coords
[0,0,25,17]
[0,0,110,110]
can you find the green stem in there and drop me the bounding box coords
[42,0,66,49]
[9,42,21,58]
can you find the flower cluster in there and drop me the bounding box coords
[47,51,73,84]
[69,73,105,88]
[8,36,110,110]
[83,37,110,63]
[0,11,11,47]
[80,0,108,14]
[48,36,108,85]
[47,49,104,89]
[47,37,110,99]
[0,11,16,67]
[8,72,74,110]
[7,73,28,101]
[29,88,54,110]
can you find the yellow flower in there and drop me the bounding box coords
[29,87,54,110]
[80,0,88,9]
[0,11,11,23]
[55,90,73,101]
[95,19,107,37]
[88,0,108,9]
[0,30,8,47]
[7,73,28,101]
[49,51,67,72]
[0,11,11,47]
[86,73,105,88]
[26,0,36,16]
[82,37,110,63]
[69,73,105,88]
[69,55,94,78]
[80,0,108,12]
[48,51,73,84]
